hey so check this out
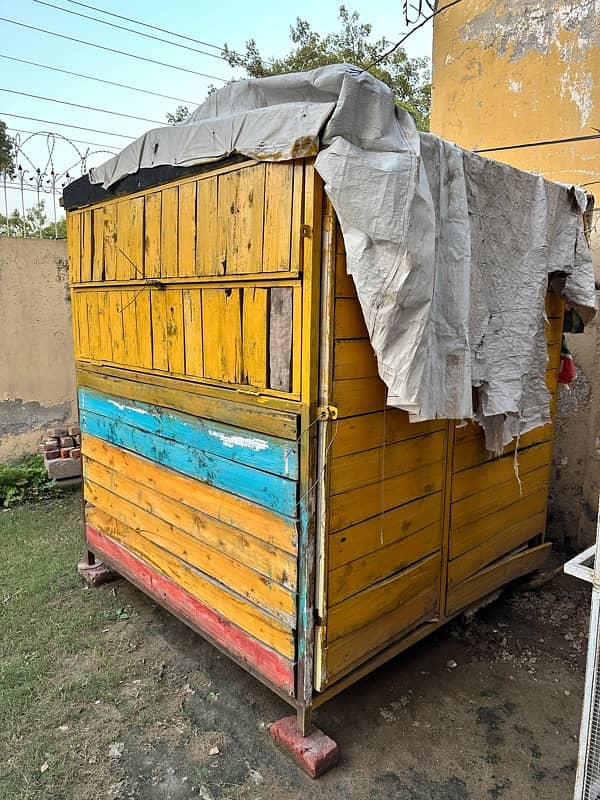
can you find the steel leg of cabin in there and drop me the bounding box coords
[77,549,118,588]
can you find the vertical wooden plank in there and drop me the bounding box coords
[218,169,239,277]
[218,165,265,275]
[74,292,90,358]
[242,287,268,387]
[70,287,81,359]
[183,289,203,378]
[165,288,185,374]
[290,161,304,271]
[135,290,153,369]
[92,208,104,281]
[97,290,113,362]
[121,289,140,367]
[116,197,144,280]
[150,290,169,371]
[115,199,130,280]
[292,284,302,395]
[269,287,293,392]
[68,212,81,284]
[103,203,117,281]
[196,176,219,275]
[108,289,125,365]
[263,162,293,272]
[144,192,161,278]
[86,291,101,360]
[202,288,243,383]
[161,187,179,278]
[178,181,196,277]
[80,210,93,282]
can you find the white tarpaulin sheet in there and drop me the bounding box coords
[89,64,596,452]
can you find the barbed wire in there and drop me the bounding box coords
[403,0,437,25]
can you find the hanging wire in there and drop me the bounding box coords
[404,0,437,25]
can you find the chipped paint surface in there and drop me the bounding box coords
[207,430,269,452]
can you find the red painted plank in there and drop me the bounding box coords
[85,524,295,696]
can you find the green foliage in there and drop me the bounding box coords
[222,6,431,130]
[0,455,54,507]
[0,200,67,239]
[166,105,190,124]
[0,119,15,174]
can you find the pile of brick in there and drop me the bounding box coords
[39,425,82,483]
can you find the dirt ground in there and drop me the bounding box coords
[0,496,591,799]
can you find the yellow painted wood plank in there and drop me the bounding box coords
[450,464,550,531]
[335,251,356,298]
[84,472,295,624]
[83,434,297,554]
[329,493,443,569]
[292,285,302,395]
[332,376,386,418]
[545,292,563,319]
[182,288,203,378]
[70,289,81,359]
[150,289,169,371]
[242,287,268,387]
[448,511,546,588]
[453,423,553,473]
[108,290,126,364]
[134,289,153,370]
[80,210,93,282]
[120,290,140,367]
[328,553,440,642]
[218,164,265,275]
[547,337,561,368]
[334,297,368,339]
[452,441,552,502]
[332,410,446,459]
[450,487,548,559]
[144,191,161,278]
[73,292,90,358]
[103,203,117,281]
[67,212,81,284]
[161,186,179,278]
[330,460,445,532]
[85,291,100,361]
[196,176,220,275]
[334,338,378,380]
[165,288,185,374]
[116,198,143,280]
[86,505,295,658]
[290,160,304,271]
[202,288,243,383]
[330,429,447,495]
[263,162,293,272]
[324,583,438,683]
[76,368,299,440]
[446,543,551,616]
[96,290,113,363]
[178,181,196,277]
[92,208,104,281]
[329,524,442,605]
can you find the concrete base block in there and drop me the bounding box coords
[45,456,81,480]
[270,715,339,778]
[77,559,118,588]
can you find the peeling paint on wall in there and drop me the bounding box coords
[560,69,593,127]
[0,399,72,437]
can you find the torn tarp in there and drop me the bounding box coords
[87,64,596,452]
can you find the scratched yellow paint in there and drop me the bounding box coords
[196,176,219,275]
[144,191,161,278]
[161,187,179,278]
[202,288,242,383]
[178,181,196,276]
[242,287,268,387]
[182,289,203,377]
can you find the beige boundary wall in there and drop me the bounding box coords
[0,238,77,463]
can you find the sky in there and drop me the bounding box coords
[0,0,433,222]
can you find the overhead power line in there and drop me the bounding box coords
[0,17,229,81]
[34,0,233,65]
[8,126,119,151]
[62,0,256,63]
[0,88,164,125]
[0,54,197,106]
[0,111,135,139]
[476,133,600,154]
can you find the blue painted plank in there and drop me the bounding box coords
[78,387,298,480]
[80,408,298,518]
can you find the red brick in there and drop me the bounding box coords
[44,449,60,460]
[269,716,339,778]
[42,438,59,450]
[60,447,73,458]
[74,434,81,446]
[70,448,81,459]
[47,428,67,438]
[68,425,81,436]
[59,436,75,448]
[77,558,117,588]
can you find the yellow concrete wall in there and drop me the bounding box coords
[431,0,600,548]
[0,238,77,463]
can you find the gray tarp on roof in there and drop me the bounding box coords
[89,64,596,452]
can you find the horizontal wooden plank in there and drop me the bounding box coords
[84,448,296,590]
[331,411,447,459]
[330,460,445,533]
[450,487,548,560]
[330,429,446,495]
[85,476,295,625]
[79,387,298,480]
[324,583,438,684]
[451,464,550,531]
[452,441,552,503]
[448,511,546,588]
[335,252,355,298]
[446,543,551,616]
[83,435,297,554]
[334,297,368,339]
[333,339,378,380]
[328,553,440,642]
[85,512,295,660]
[329,523,442,605]
[80,408,297,517]
[329,493,443,569]
[453,423,553,473]
[332,377,386,417]
[77,367,299,440]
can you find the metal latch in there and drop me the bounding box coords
[300,224,312,238]
[317,405,338,420]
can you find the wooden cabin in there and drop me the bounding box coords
[64,156,560,734]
